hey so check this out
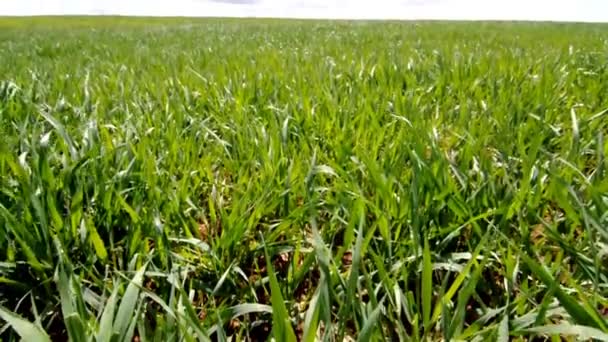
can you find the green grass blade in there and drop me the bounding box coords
[521,253,607,330]
[422,237,432,331]
[357,302,383,342]
[526,324,608,341]
[497,312,509,342]
[97,286,120,342]
[264,241,297,342]
[57,264,88,341]
[0,306,51,342]
[302,281,323,342]
[113,265,147,340]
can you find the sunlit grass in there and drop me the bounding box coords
[0,17,607,341]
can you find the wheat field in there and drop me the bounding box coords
[0,17,607,341]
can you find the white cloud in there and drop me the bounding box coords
[0,0,607,22]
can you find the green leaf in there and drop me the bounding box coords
[264,242,297,342]
[226,303,273,319]
[0,306,51,342]
[521,253,607,330]
[302,281,323,342]
[57,264,88,341]
[97,286,120,342]
[113,265,146,340]
[116,194,140,223]
[39,108,78,160]
[432,231,489,324]
[87,217,108,261]
[357,303,383,342]
[422,237,432,331]
[526,324,608,341]
[497,313,509,342]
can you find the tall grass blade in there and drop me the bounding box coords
[0,306,51,342]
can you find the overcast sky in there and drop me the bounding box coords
[1,0,607,22]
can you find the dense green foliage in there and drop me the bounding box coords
[1,17,607,341]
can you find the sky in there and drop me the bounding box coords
[1,0,607,22]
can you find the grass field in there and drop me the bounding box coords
[1,17,607,341]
